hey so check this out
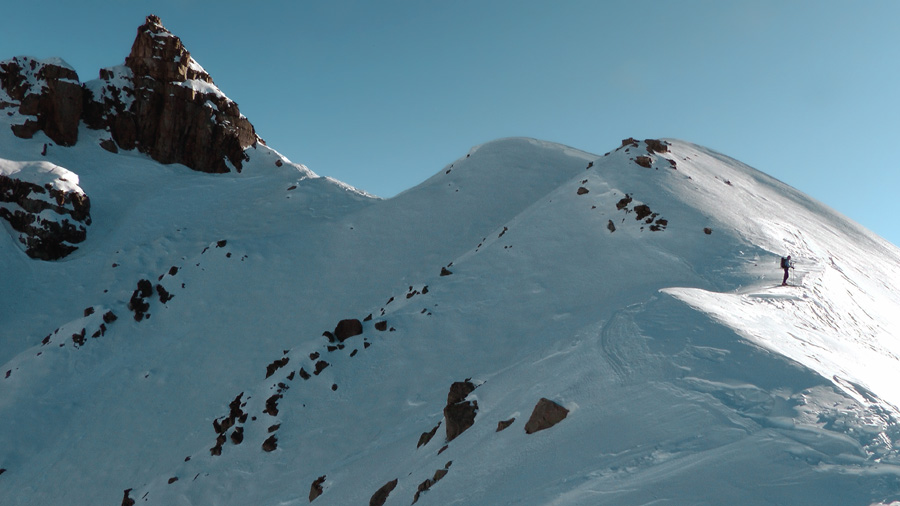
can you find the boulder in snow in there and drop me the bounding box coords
[444,380,478,441]
[334,319,363,342]
[524,398,569,434]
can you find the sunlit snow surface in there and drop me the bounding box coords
[2,122,900,506]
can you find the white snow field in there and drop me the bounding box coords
[2,116,900,505]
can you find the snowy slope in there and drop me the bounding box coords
[2,126,900,506]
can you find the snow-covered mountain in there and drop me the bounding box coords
[3,16,900,506]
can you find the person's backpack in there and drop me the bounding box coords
[780,257,789,269]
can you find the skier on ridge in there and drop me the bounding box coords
[780,255,794,286]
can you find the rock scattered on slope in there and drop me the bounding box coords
[155,284,173,303]
[309,475,326,502]
[417,422,441,448]
[369,479,398,506]
[120,488,135,506]
[262,435,278,452]
[524,398,569,434]
[333,319,363,342]
[444,380,478,442]
[128,279,153,321]
[635,155,653,168]
[412,461,452,504]
[644,138,669,154]
[265,357,290,378]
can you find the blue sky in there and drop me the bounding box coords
[2,1,898,246]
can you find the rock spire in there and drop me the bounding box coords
[83,14,260,173]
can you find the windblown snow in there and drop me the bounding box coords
[2,118,900,505]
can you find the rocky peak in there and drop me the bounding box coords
[0,15,264,174]
[124,15,212,85]
[82,14,260,173]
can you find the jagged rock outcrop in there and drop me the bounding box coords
[369,479,398,506]
[417,422,441,448]
[82,15,259,173]
[443,380,478,442]
[120,489,136,506]
[0,56,83,146]
[309,475,326,502]
[0,159,91,260]
[412,461,452,504]
[496,418,515,432]
[644,138,669,154]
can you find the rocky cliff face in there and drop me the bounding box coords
[0,56,83,146]
[0,15,261,174]
[83,15,260,173]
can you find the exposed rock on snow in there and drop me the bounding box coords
[369,478,398,506]
[82,15,259,173]
[644,138,669,154]
[635,155,653,168]
[98,138,118,153]
[444,380,478,442]
[3,125,900,506]
[333,319,363,342]
[265,357,290,378]
[313,360,329,375]
[309,475,326,502]
[417,422,441,448]
[128,279,153,321]
[155,284,173,303]
[120,488,135,506]
[0,159,91,259]
[496,417,515,432]
[412,461,452,504]
[262,434,278,452]
[524,398,569,434]
[0,56,82,146]
[264,393,282,416]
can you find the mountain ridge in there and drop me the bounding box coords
[2,17,900,506]
[4,133,900,505]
